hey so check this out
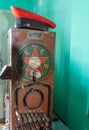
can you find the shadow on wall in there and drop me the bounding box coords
[46,0,72,124]
[68,59,88,130]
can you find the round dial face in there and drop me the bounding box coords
[29,57,41,69]
[15,44,51,80]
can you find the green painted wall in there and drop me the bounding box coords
[68,0,89,130]
[0,0,33,10]
[0,0,89,130]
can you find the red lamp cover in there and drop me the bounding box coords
[11,6,56,28]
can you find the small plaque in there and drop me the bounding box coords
[27,32,42,39]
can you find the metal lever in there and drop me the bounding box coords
[32,71,37,82]
[0,65,11,79]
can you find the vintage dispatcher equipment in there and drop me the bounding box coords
[0,6,56,130]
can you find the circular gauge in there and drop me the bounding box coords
[15,44,51,80]
[23,88,44,110]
